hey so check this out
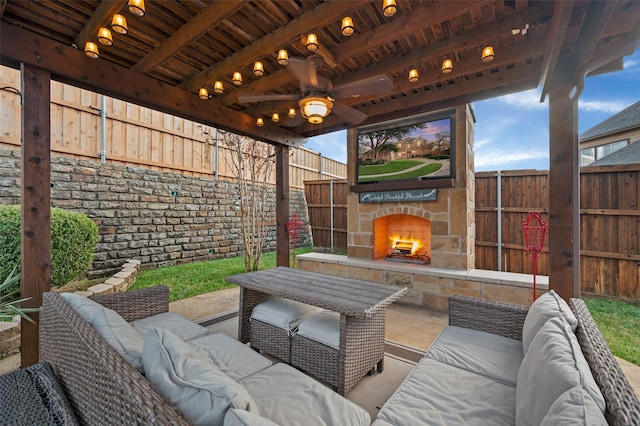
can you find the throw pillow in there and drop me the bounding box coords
[143,328,259,426]
[521,290,578,354]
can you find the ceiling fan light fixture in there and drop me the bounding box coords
[482,46,495,63]
[383,0,397,17]
[341,17,354,36]
[84,41,99,58]
[306,33,318,52]
[111,14,128,35]
[213,80,224,94]
[256,117,264,127]
[97,27,113,45]
[277,49,289,66]
[442,59,453,74]
[272,112,280,123]
[300,97,333,125]
[127,0,145,16]
[253,61,264,76]
[199,87,209,100]
[288,108,296,118]
[232,71,242,86]
[408,68,419,83]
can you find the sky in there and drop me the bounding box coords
[303,48,640,172]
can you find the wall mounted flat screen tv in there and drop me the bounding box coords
[357,110,455,185]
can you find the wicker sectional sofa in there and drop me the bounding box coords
[39,286,370,426]
[372,292,640,426]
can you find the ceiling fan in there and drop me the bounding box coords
[237,55,393,126]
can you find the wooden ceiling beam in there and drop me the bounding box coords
[179,0,370,92]
[219,68,294,106]
[132,1,245,74]
[73,0,126,48]
[585,21,640,77]
[332,1,492,63]
[563,0,618,84]
[538,1,574,99]
[1,23,304,147]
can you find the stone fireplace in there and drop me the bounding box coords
[299,105,546,310]
[346,105,475,270]
[374,214,431,264]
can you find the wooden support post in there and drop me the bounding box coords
[275,144,290,267]
[20,63,52,367]
[548,83,580,301]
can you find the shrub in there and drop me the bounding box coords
[360,159,373,166]
[0,205,99,287]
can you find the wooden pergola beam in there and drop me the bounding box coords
[132,1,245,74]
[73,0,126,48]
[179,0,370,92]
[1,23,304,148]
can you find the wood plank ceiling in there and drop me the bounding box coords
[2,0,640,145]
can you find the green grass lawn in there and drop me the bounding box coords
[358,159,422,176]
[359,163,442,183]
[130,247,313,302]
[583,297,640,366]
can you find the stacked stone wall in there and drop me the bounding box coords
[0,147,311,277]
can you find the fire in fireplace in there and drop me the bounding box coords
[387,235,431,265]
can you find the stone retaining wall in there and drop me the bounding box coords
[0,148,312,278]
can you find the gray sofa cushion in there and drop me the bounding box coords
[130,311,208,341]
[60,292,144,372]
[425,325,523,387]
[522,290,578,354]
[540,386,608,425]
[188,333,273,381]
[516,316,605,426]
[224,409,281,426]
[239,363,371,426]
[143,329,258,426]
[376,357,516,426]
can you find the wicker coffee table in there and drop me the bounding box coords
[227,266,407,394]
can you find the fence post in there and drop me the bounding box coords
[497,171,502,271]
[330,179,334,252]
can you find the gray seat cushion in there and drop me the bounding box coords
[188,333,273,381]
[250,298,321,334]
[224,409,281,426]
[540,386,607,425]
[516,316,606,426]
[295,310,340,349]
[425,325,523,387]
[376,357,516,426]
[60,292,144,372]
[130,311,208,342]
[239,363,371,426]
[143,329,259,426]
[521,290,578,354]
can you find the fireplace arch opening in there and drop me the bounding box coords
[373,214,431,264]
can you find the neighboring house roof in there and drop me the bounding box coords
[580,101,640,141]
[588,141,640,166]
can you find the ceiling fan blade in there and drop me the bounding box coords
[238,94,300,103]
[331,101,368,125]
[330,75,394,99]
[287,57,319,91]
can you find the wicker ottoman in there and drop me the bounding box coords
[291,310,341,388]
[250,298,321,363]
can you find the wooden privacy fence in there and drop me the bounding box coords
[304,180,348,252]
[0,65,346,189]
[306,168,639,301]
[476,167,640,301]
